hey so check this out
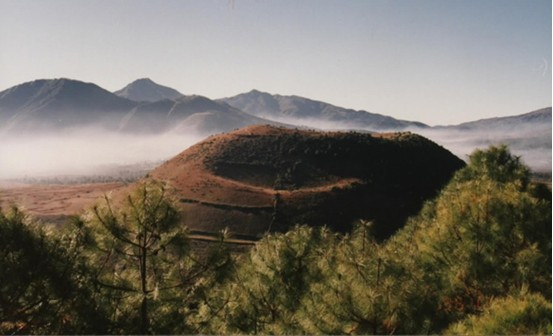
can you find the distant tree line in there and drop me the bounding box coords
[0,145,550,334]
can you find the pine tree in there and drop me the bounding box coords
[195,225,331,334]
[81,180,228,334]
[397,145,552,331]
[0,207,109,334]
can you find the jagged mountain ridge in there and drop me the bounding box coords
[219,89,428,130]
[114,78,184,102]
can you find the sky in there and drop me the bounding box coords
[0,0,551,125]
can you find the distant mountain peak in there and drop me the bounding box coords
[114,78,184,102]
[134,77,155,83]
[248,89,270,95]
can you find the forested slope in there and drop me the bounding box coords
[0,146,550,334]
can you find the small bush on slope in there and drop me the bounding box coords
[445,290,551,335]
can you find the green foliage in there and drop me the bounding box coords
[299,221,405,334]
[0,207,109,334]
[415,147,550,315]
[300,146,550,334]
[0,179,233,335]
[455,144,530,186]
[390,145,551,331]
[445,290,552,335]
[193,225,334,334]
[81,180,231,334]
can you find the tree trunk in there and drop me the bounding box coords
[141,295,149,334]
[140,241,149,334]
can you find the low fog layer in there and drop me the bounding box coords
[1,121,549,181]
[0,129,203,179]
[413,127,552,173]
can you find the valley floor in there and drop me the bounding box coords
[0,180,259,250]
[0,181,125,225]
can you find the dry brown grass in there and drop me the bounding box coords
[0,182,125,220]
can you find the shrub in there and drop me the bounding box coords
[445,290,552,335]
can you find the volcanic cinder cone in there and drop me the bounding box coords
[138,125,465,240]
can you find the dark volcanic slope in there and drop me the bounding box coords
[148,125,464,240]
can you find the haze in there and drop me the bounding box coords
[414,128,552,173]
[0,130,202,179]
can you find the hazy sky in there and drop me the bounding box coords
[0,0,551,125]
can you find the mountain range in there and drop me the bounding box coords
[439,107,551,131]
[0,77,550,171]
[0,78,276,135]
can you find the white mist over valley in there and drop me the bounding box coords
[414,128,552,173]
[0,129,203,180]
